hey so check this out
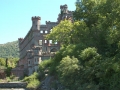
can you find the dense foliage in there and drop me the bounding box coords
[0,40,19,73]
[0,58,19,77]
[40,0,120,90]
[22,72,40,89]
[0,41,19,58]
[0,58,19,68]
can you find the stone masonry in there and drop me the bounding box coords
[11,4,73,78]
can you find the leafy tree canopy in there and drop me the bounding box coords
[42,0,120,90]
[0,41,19,58]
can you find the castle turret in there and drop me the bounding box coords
[18,38,23,45]
[31,16,41,30]
[59,4,69,20]
[60,4,68,14]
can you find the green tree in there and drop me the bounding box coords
[23,72,40,89]
[0,41,19,58]
[57,56,80,89]
[46,20,73,45]
[74,0,120,55]
[42,0,120,89]
[0,58,5,66]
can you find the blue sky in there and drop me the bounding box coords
[0,0,76,44]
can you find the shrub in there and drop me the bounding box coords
[23,72,40,89]
[27,79,40,89]
[80,47,100,61]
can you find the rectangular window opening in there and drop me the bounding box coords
[55,42,57,44]
[49,40,52,44]
[40,30,43,33]
[39,40,42,45]
[45,31,48,33]
[45,40,47,43]
[29,61,30,64]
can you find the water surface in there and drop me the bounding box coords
[0,88,26,90]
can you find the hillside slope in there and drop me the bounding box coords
[0,41,19,58]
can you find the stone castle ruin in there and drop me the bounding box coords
[11,4,73,78]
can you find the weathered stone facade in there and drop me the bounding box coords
[11,4,73,78]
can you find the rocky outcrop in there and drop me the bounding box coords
[37,75,64,90]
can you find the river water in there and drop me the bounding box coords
[0,88,26,90]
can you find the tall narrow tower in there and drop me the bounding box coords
[60,4,68,14]
[31,16,41,30]
[60,4,68,20]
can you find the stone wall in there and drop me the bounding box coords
[0,82,27,88]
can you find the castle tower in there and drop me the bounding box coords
[18,38,23,47]
[31,16,41,30]
[60,4,68,14]
[57,4,73,22]
[60,4,68,20]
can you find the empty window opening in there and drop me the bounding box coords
[29,61,30,64]
[45,40,47,43]
[55,42,58,44]
[50,48,57,52]
[40,30,43,33]
[49,40,52,44]
[45,31,48,33]
[39,40,42,45]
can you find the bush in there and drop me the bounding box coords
[23,72,40,89]
[27,79,40,89]
[6,75,17,82]
[5,67,12,76]
[80,47,99,60]
[39,59,52,72]
[39,59,53,78]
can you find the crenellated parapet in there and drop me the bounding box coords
[60,4,68,10]
[18,38,23,41]
[46,21,58,24]
[18,38,23,44]
[57,4,74,22]
[60,4,68,14]
[31,16,41,20]
[31,16,41,31]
